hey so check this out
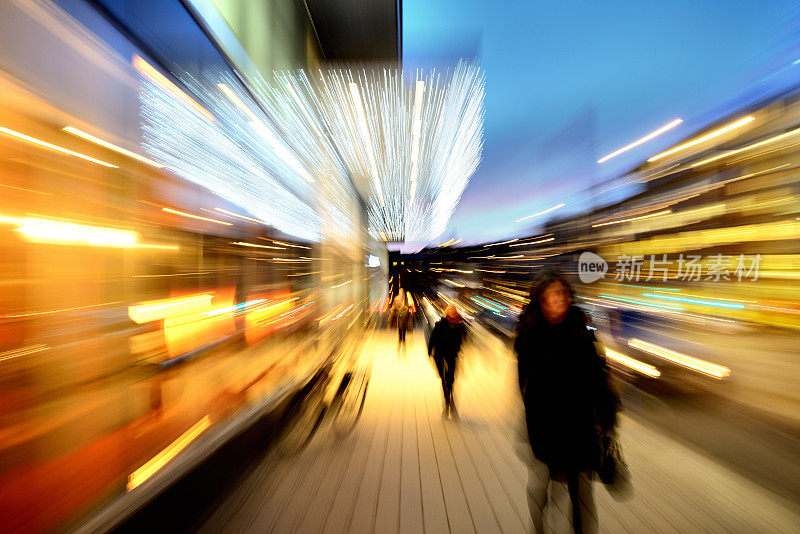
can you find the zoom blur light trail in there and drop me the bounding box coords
[597,118,683,163]
[604,348,661,378]
[647,116,754,162]
[598,295,683,311]
[128,294,214,324]
[127,415,211,490]
[16,218,138,247]
[62,126,163,168]
[262,63,485,242]
[642,293,746,309]
[0,126,117,168]
[628,338,731,379]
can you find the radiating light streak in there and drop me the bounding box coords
[642,293,745,309]
[62,127,163,167]
[331,279,352,289]
[598,118,683,163]
[598,281,681,291]
[128,294,214,324]
[205,298,268,317]
[628,338,731,379]
[690,124,800,168]
[408,80,425,204]
[16,219,138,247]
[647,116,754,162]
[516,203,565,223]
[263,64,484,242]
[140,71,318,240]
[162,208,233,226]
[444,279,465,287]
[249,120,315,183]
[133,55,214,122]
[1,301,120,319]
[214,208,264,224]
[604,348,661,378]
[132,243,180,251]
[272,240,311,249]
[217,83,258,121]
[0,127,117,168]
[475,269,506,273]
[484,238,519,247]
[231,241,284,250]
[128,415,212,490]
[592,209,671,227]
[0,344,49,363]
[0,183,53,196]
[598,294,682,311]
[349,82,385,204]
[510,237,554,246]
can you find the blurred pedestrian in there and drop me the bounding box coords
[514,270,619,534]
[428,304,467,419]
[388,292,412,356]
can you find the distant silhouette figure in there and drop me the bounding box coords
[428,305,467,419]
[388,293,412,357]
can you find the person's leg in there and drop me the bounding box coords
[436,359,449,417]
[445,359,457,418]
[527,456,549,534]
[577,472,598,534]
[567,473,583,534]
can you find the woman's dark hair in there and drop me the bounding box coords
[518,269,573,327]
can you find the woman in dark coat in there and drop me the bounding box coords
[514,270,618,534]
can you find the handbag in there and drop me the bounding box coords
[597,427,633,501]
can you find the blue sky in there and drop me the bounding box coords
[403,0,800,245]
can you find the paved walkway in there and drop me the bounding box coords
[202,329,800,533]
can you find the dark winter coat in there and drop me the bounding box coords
[427,317,467,363]
[514,305,618,477]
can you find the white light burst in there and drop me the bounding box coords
[138,69,320,241]
[255,62,485,242]
[136,60,483,244]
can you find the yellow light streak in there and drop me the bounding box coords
[231,241,284,250]
[62,127,163,168]
[647,116,754,162]
[162,207,233,226]
[605,348,661,378]
[510,237,554,246]
[214,207,264,224]
[128,293,213,324]
[0,344,49,363]
[484,238,519,247]
[690,124,800,168]
[16,219,138,247]
[516,203,565,223]
[331,279,352,289]
[628,338,730,379]
[272,240,311,249]
[592,209,671,228]
[0,127,117,168]
[443,279,465,287]
[133,55,215,122]
[598,118,683,163]
[127,415,211,490]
